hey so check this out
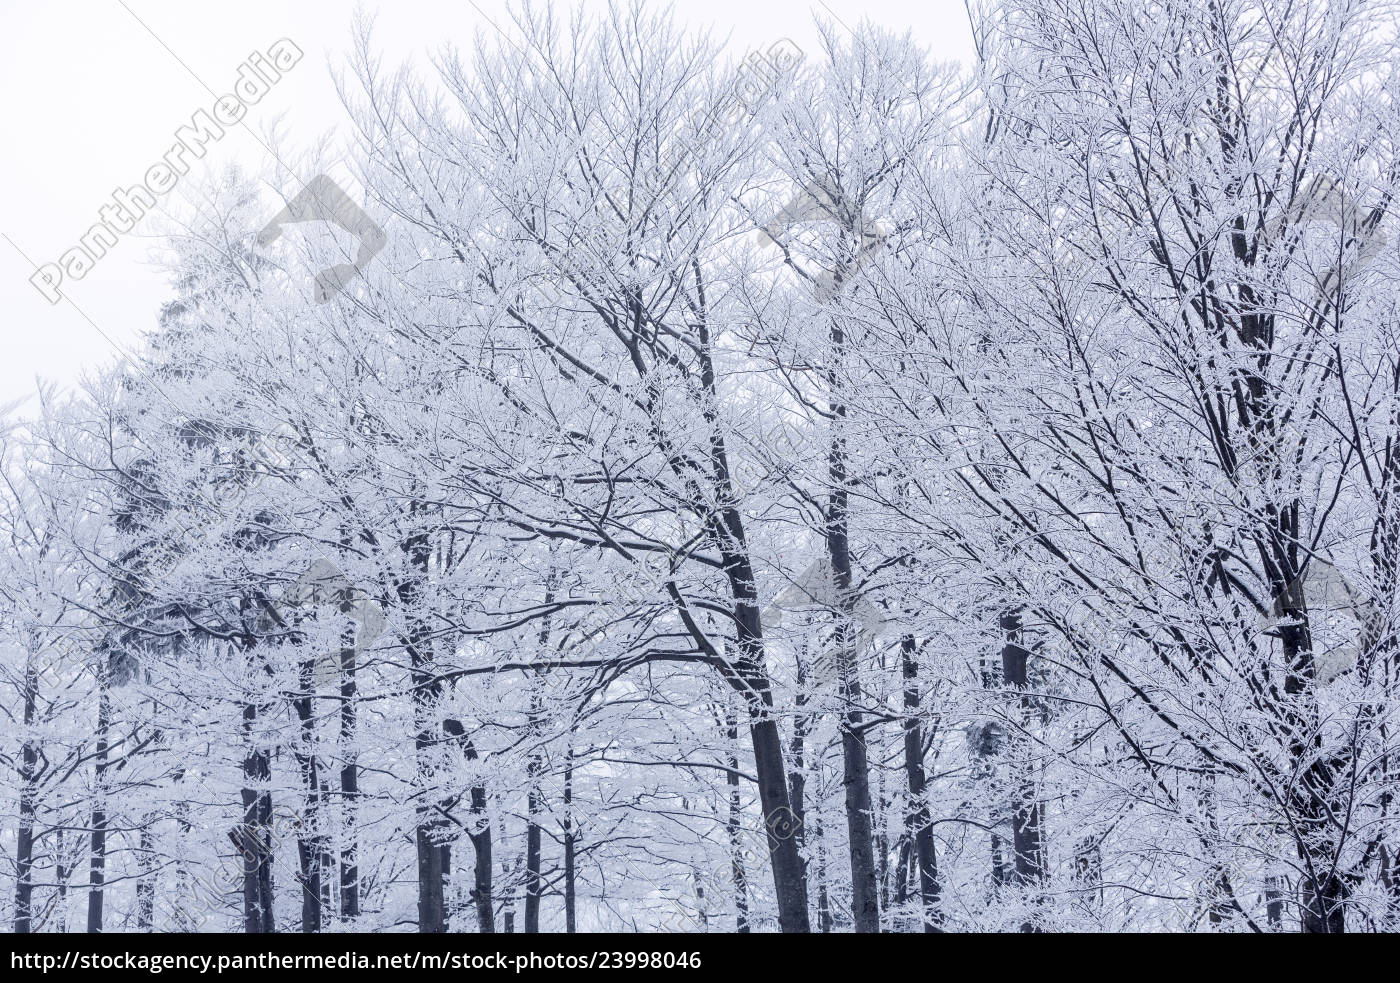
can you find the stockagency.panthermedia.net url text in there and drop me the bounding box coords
[12,950,705,974]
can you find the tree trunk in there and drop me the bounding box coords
[900,636,942,932]
[1275,566,1346,932]
[446,719,494,933]
[523,691,543,933]
[238,602,277,934]
[137,822,156,930]
[524,775,542,933]
[713,536,809,931]
[813,812,832,933]
[13,655,39,934]
[1000,608,1045,931]
[694,316,809,931]
[1265,875,1285,930]
[825,316,881,934]
[414,825,448,933]
[238,730,276,933]
[86,686,110,932]
[563,744,576,933]
[724,709,750,932]
[401,530,450,933]
[338,619,360,921]
[293,657,324,933]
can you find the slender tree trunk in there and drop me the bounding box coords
[825,317,880,934]
[705,535,809,932]
[14,655,39,934]
[338,619,360,921]
[499,812,516,934]
[1265,875,1285,930]
[86,686,111,932]
[522,677,547,933]
[877,770,891,922]
[1275,566,1346,932]
[724,709,750,932]
[900,636,942,932]
[893,836,911,914]
[1000,608,1045,931]
[445,718,494,933]
[524,765,542,933]
[293,657,324,933]
[691,863,709,930]
[991,832,1008,893]
[749,715,809,932]
[137,822,156,929]
[238,725,276,933]
[707,545,810,931]
[414,825,447,933]
[813,812,832,933]
[237,604,277,934]
[55,828,71,931]
[401,529,450,933]
[1073,834,1103,917]
[563,744,576,933]
[173,791,195,932]
[694,311,809,931]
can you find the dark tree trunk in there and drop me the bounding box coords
[702,533,811,931]
[1275,567,1346,933]
[563,745,576,933]
[824,316,880,934]
[238,732,276,934]
[137,823,156,929]
[14,657,39,934]
[238,600,277,934]
[414,825,448,933]
[86,687,111,933]
[1000,608,1045,932]
[692,314,809,931]
[524,778,542,933]
[724,710,750,932]
[704,526,809,932]
[711,543,809,931]
[1073,834,1103,916]
[991,832,1008,892]
[293,657,324,933]
[749,715,810,932]
[1265,875,1285,930]
[523,687,544,933]
[893,836,911,913]
[401,529,450,933]
[900,636,942,932]
[813,813,832,933]
[445,719,494,933]
[338,620,360,921]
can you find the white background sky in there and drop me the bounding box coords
[0,0,973,412]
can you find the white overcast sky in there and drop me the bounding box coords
[0,0,973,411]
